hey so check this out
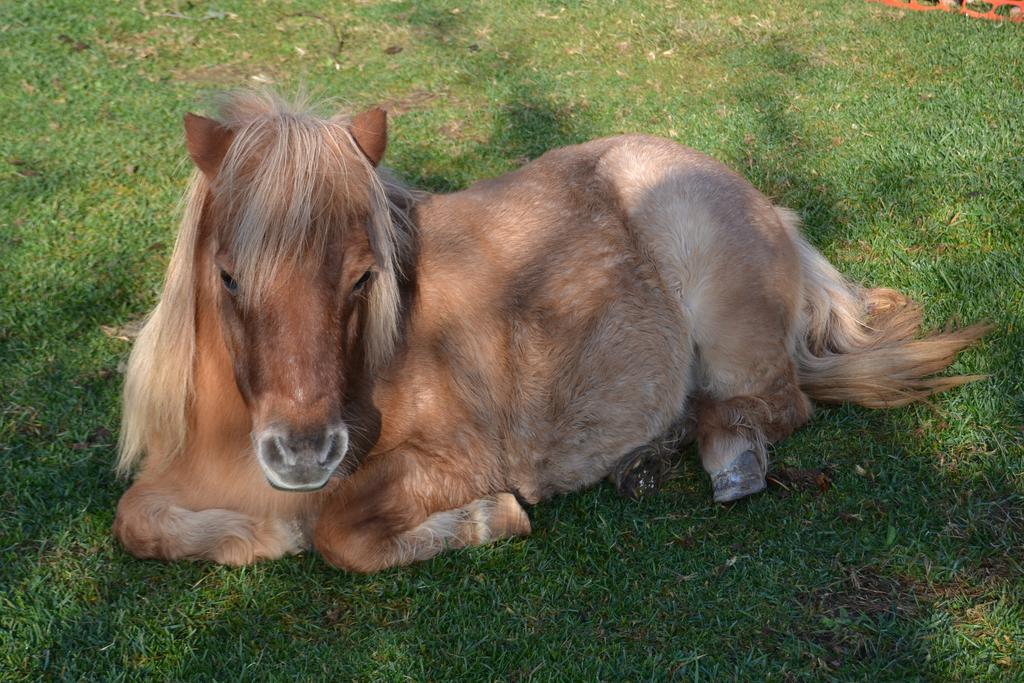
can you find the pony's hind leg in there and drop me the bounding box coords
[694,358,811,503]
[114,482,305,565]
[609,414,696,500]
[609,444,665,500]
[688,259,811,503]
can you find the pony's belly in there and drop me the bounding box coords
[508,289,693,502]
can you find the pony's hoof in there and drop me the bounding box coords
[610,445,664,500]
[711,450,766,504]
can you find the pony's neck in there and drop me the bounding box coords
[383,173,422,274]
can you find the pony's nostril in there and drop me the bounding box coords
[273,434,297,466]
[316,428,349,467]
[259,435,286,468]
[316,432,335,466]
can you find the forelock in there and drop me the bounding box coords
[206,92,373,306]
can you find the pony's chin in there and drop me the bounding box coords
[257,456,340,492]
[264,476,332,493]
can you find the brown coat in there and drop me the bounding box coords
[113,93,987,571]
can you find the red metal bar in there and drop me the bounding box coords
[869,0,1024,21]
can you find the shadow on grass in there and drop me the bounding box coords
[403,81,599,193]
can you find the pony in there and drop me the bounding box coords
[113,91,988,572]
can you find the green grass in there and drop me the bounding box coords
[2,0,1022,679]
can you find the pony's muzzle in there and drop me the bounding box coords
[254,424,348,491]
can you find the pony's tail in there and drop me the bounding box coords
[778,208,991,408]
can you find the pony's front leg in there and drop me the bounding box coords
[313,456,531,573]
[113,480,306,566]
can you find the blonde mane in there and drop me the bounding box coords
[117,91,414,475]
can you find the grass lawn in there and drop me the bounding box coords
[2,0,1022,679]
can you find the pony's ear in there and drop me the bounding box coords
[349,107,387,166]
[184,113,233,179]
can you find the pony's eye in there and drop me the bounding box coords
[220,270,239,294]
[352,270,372,293]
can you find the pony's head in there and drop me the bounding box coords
[119,92,410,491]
